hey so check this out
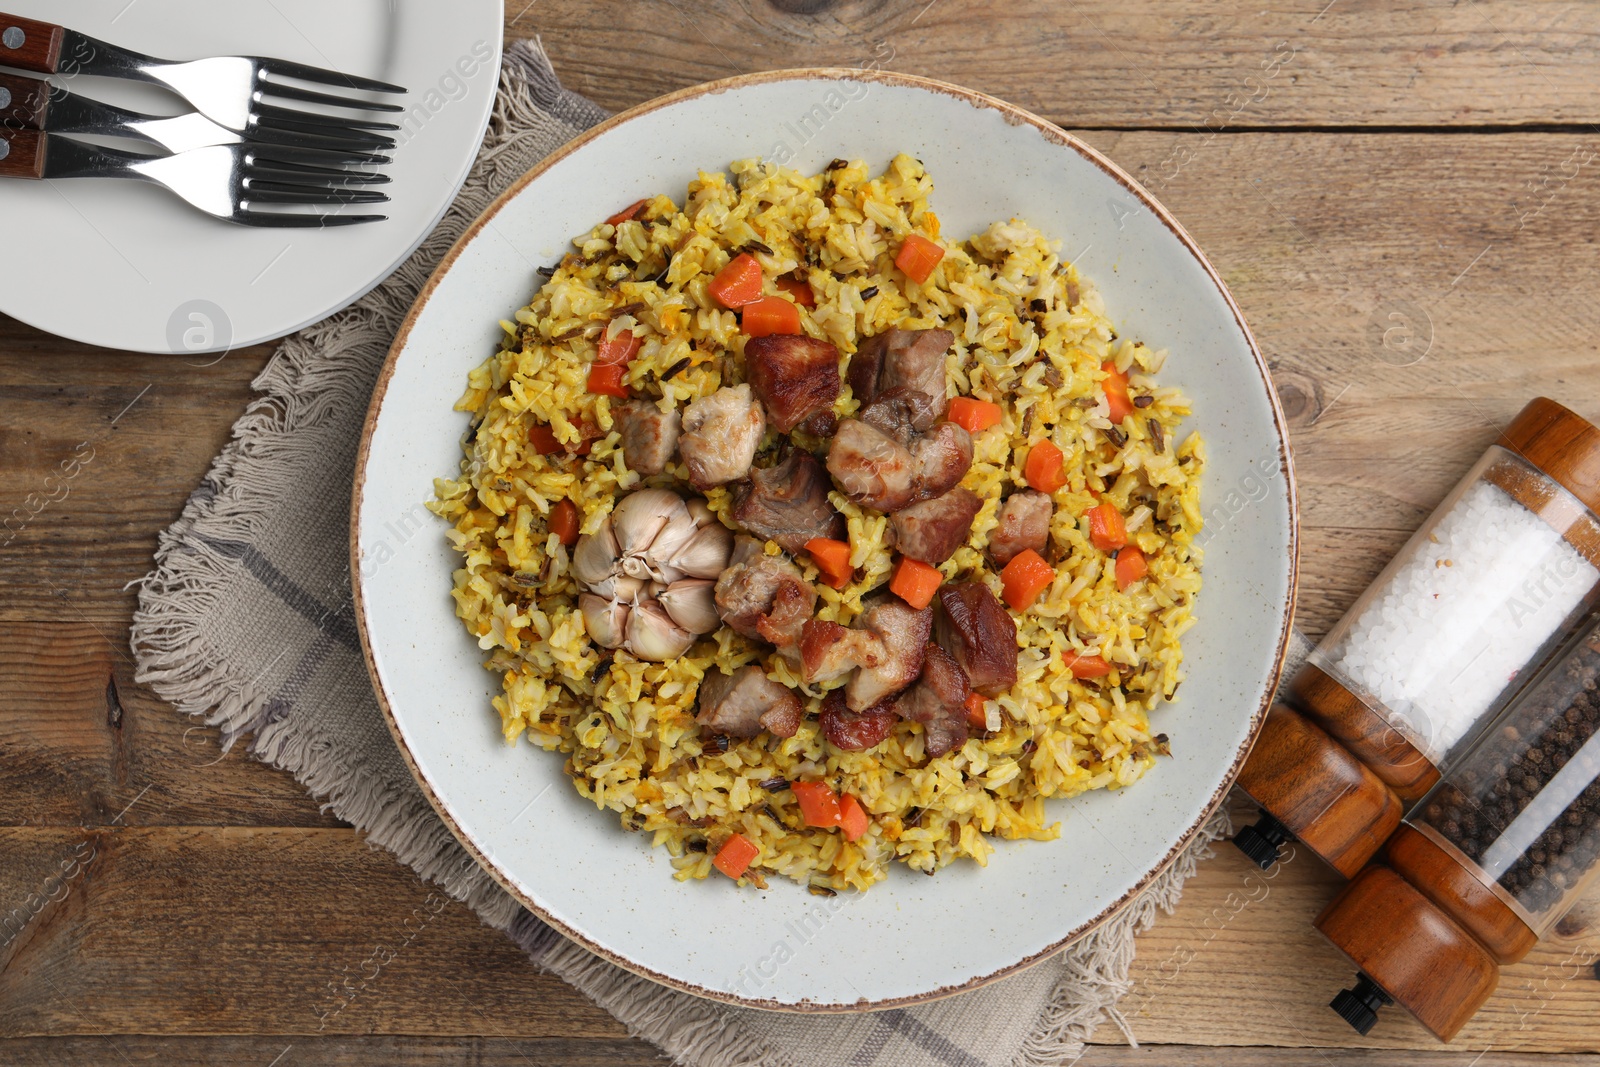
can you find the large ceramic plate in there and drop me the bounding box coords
[0,0,503,354]
[353,69,1298,1010]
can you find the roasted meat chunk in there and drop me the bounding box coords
[745,335,841,433]
[731,450,846,553]
[857,391,970,502]
[890,487,982,565]
[858,391,917,443]
[895,642,972,758]
[798,619,883,684]
[826,418,918,513]
[848,328,954,430]
[713,539,816,658]
[989,491,1053,567]
[845,597,932,711]
[679,384,764,489]
[818,689,900,752]
[909,421,972,500]
[935,582,1019,696]
[755,579,813,658]
[614,399,680,477]
[696,665,804,739]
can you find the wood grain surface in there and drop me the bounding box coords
[5,2,1600,1063]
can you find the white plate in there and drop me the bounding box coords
[0,0,503,354]
[353,70,1299,1010]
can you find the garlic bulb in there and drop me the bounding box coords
[573,488,735,660]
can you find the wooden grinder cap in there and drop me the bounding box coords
[1290,662,1442,802]
[1316,866,1499,1042]
[1498,397,1600,516]
[1385,824,1538,966]
[1234,705,1402,877]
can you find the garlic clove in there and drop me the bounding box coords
[625,600,696,662]
[611,488,685,557]
[647,504,702,568]
[572,517,619,586]
[587,573,647,602]
[667,522,735,580]
[687,498,716,530]
[580,593,629,649]
[657,578,721,635]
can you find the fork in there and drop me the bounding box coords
[0,129,390,227]
[0,11,406,147]
[0,71,394,159]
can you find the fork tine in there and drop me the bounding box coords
[251,113,398,150]
[237,209,388,227]
[245,181,390,205]
[245,143,393,169]
[248,160,392,186]
[257,80,406,114]
[240,126,393,163]
[254,103,401,134]
[256,59,407,96]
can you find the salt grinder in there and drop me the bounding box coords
[1234,398,1600,876]
[1316,615,1600,1041]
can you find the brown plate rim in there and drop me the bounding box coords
[348,64,1301,1013]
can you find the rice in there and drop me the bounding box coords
[430,154,1205,892]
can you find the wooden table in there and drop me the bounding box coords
[5,3,1600,1063]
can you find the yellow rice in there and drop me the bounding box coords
[430,155,1204,892]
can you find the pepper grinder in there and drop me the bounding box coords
[1233,398,1600,877]
[1316,616,1600,1041]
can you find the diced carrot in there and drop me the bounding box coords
[791,781,843,828]
[775,275,816,308]
[1102,361,1134,426]
[741,295,802,337]
[895,233,945,285]
[889,556,943,610]
[604,198,648,226]
[1062,651,1113,679]
[838,794,870,842]
[1087,501,1127,552]
[999,548,1056,612]
[1024,439,1068,493]
[596,330,641,366]
[586,362,629,399]
[1115,545,1148,589]
[550,500,579,547]
[805,537,853,590]
[708,252,764,308]
[948,396,1003,434]
[528,424,562,455]
[963,691,989,731]
[713,833,760,879]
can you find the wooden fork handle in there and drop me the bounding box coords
[0,71,51,128]
[0,129,46,179]
[0,12,65,74]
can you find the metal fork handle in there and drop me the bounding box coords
[0,14,169,84]
[0,71,159,145]
[0,129,146,181]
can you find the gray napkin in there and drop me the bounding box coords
[132,40,1226,1067]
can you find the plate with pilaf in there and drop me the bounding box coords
[352,69,1298,1009]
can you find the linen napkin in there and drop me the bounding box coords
[131,40,1228,1067]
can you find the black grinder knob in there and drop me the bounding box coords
[1330,973,1393,1035]
[1232,811,1291,870]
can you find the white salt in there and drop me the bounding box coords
[1318,480,1598,763]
